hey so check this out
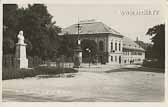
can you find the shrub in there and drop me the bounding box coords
[2,66,78,80]
[34,66,77,74]
[143,59,165,69]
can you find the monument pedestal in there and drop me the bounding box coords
[73,46,82,68]
[15,43,28,69]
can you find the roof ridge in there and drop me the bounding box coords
[62,20,122,35]
[78,21,101,25]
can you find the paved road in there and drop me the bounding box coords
[2,65,164,102]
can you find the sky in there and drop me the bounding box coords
[18,3,165,43]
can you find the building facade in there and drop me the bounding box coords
[122,37,145,64]
[60,20,145,64]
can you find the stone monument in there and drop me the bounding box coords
[14,31,28,69]
[73,39,82,68]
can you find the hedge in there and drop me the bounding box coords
[2,66,78,80]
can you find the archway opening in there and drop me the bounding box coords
[81,39,98,63]
[99,41,104,52]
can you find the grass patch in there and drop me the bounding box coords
[143,60,165,69]
[2,66,78,80]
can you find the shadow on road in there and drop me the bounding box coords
[105,66,164,73]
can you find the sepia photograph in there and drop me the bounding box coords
[2,2,165,102]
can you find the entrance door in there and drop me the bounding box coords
[119,56,121,64]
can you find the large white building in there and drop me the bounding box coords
[60,20,145,64]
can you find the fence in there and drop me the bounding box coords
[3,54,15,68]
[3,54,44,68]
[2,54,74,69]
[45,55,74,68]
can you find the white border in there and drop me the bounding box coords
[0,0,168,107]
[1,0,167,5]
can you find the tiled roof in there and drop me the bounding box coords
[61,20,121,35]
[123,36,145,51]
[60,20,144,51]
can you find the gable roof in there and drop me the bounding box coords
[61,20,121,36]
[123,36,145,51]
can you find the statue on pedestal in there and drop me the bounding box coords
[17,30,24,44]
[15,30,28,69]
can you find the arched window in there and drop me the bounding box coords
[99,41,104,51]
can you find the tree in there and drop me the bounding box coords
[3,4,61,60]
[57,34,76,57]
[146,24,165,67]
[17,4,61,59]
[3,4,19,55]
[145,44,153,59]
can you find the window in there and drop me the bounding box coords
[111,41,113,52]
[111,56,113,62]
[138,52,142,55]
[115,42,117,51]
[119,43,121,51]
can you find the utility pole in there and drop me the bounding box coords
[77,21,82,45]
[73,20,82,68]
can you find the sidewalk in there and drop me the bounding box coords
[76,63,124,72]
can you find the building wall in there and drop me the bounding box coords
[122,49,145,64]
[107,34,123,64]
[64,34,145,64]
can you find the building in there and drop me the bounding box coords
[60,19,145,64]
[122,37,145,64]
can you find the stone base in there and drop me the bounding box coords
[73,49,82,68]
[14,58,28,69]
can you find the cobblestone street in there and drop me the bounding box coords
[2,65,164,102]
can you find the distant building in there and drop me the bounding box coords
[60,19,145,64]
[123,37,145,64]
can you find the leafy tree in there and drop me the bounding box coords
[146,24,165,67]
[145,44,153,59]
[3,38,15,54]
[3,4,19,54]
[17,4,61,59]
[3,4,61,60]
[57,34,76,57]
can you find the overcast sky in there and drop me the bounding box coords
[18,3,165,43]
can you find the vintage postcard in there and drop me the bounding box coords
[0,0,167,106]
